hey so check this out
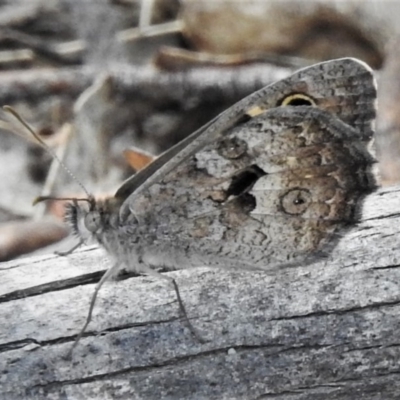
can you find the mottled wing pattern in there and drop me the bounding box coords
[244,57,376,138]
[117,57,376,218]
[120,58,376,270]
[128,106,375,270]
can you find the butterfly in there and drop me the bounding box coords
[41,57,377,352]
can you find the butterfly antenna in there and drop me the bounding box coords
[3,105,92,199]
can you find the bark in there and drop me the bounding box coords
[1,186,400,399]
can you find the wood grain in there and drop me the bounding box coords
[1,186,400,399]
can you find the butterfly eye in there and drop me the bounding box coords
[84,211,102,233]
[279,93,316,107]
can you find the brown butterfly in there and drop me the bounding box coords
[7,57,378,352]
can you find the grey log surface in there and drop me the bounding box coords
[1,186,400,399]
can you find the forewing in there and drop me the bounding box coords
[128,106,376,270]
[118,57,376,219]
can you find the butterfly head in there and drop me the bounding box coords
[64,196,121,243]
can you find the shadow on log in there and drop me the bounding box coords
[1,186,400,399]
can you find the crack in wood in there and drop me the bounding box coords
[0,271,106,303]
[270,299,400,321]
[372,264,400,270]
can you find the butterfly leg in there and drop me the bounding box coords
[141,265,206,344]
[55,239,84,256]
[67,262,120,357]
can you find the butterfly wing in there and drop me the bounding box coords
[125,105,375,270]
[117,57,376,221]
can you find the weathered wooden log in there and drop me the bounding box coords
[0,63,290,153]
[0,63,290,104]
[1,185,400,399]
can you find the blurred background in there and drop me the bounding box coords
[0,0,399,260]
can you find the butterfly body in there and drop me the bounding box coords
[67,58,377,276]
